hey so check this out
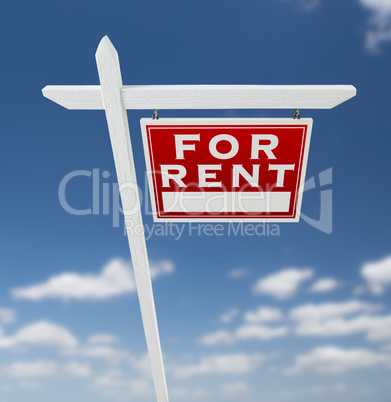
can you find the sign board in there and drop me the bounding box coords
[141,118,312,222]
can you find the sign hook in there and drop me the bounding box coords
[152,109,159,119]
[293,109,301,119]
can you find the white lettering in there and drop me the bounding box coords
[209,134,239,160]
[198,165,222,187]
[161,165,187,187]
[232,165,260,187]
[174,134,200,159]
[251,135,278,159]
[269,164,295,187]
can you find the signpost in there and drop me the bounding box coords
[42,36,356,402]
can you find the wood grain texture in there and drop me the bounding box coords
[42,84,357,110]
[95,36,169,402]
[42,86,102,110]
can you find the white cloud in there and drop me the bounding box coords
[286,346,391,374]
[170,387,206,399]
[14,321,78,349]
[253,268,314,299]
[87,334,119,345]
[286,0,391,52]
[295,0,391,52]
[18,380,42,390]
[294,314,391,341]
[244,307,284,323]
[0,308,16,324]
[280,383,347,398]
[69,345,129,364]
[235,325,289,341]
[290,300,391,341]
[0,321,78,350]
[289,300,382,322]
[1,361,58,378]
[11,259,134,301]
[63,362,92,377]
[91,369,153,397]
[309,278,340,293]
[360,0,391,12]
[198,330,234,346]
[92,376,123,389]
[357,384,376,395]
[361,255,391,295]
[358,0,391,52]
[129,379,154,396]
[220,309,239,324]
[150,260,174,278]
[220,381,248,395]
[170,353,264,378]
[11,258,174,301]
[0,321,131,368]
[199,324,288,346]
[92,370,125,389]
[0,334,18,350]
[228,268,250,278]
[0,384,12,392]
[333,383,347,392]
[129,354,152,377]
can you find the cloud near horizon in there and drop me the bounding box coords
[11,258,174,301]
[244,307,284,323]
[286,346,391,374]
[199,300,389,346]
[0,308,16,324]
[199,323,289,346]
[253,268,314,299]
[361,255,391,295]
[1,360,92,379]
[0,321,78,351]
[169,353,264,379]
[309,278,341,293]
[290,300,391,342]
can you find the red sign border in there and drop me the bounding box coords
[140,118,313,222]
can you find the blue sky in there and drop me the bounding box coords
[1,0,391,401]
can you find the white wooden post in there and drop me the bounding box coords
[95,36,169,402]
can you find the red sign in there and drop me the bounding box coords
[140,118,312,222]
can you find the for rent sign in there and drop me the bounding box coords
[141,118,312,222]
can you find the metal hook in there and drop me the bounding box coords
[293,109,301,119]
[152,109,159,120]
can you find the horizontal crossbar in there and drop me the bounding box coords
[42,84,356,110]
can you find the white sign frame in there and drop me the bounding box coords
[42,36,356,402]
[140,117,313,223]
